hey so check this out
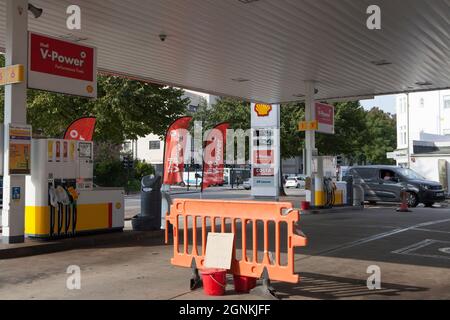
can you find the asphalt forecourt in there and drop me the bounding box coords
[1,206,449,301]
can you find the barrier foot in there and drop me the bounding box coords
[250,268,280,300]
[190,259,202,291]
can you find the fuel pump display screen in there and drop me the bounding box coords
[78,142,92,160]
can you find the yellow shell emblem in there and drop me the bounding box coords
[255,104,272,117]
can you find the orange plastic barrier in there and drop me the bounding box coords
[165,199,307,284]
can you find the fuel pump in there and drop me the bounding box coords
[307,156,341,209]
[323,177,336,208]
[25,139,125,239]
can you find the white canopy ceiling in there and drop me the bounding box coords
[1,0,449,103]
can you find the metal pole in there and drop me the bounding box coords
[304,81,316,177]
[2,0,28,244]
[407,93,411,169]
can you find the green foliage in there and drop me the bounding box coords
[316,101,368,162]
[280,103,305,159]
[192,97,250,131]
[361,108,397,165]
[94,157,155,192]
[94,159,128,188]
[134,161,155,180]
[192,96,397,165]
[26,76,189,143]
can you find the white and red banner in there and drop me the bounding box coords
[28,32,97,98]
[315,103,335,134]
[202,123,230,190]
[64,117,97,141]
[163,117,193,185]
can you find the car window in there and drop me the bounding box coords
[354,168,377,180]
[380,169,397,181]
[396,168,426,180]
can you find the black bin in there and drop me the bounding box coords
[343,175,354,206]
[132,175,162,231]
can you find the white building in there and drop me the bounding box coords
[125,90,219,175]
[390,90,450,191]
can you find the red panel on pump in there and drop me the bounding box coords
[108,203,113,228]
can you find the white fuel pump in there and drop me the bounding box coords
[25,139,125,239]
[306,156,346,208]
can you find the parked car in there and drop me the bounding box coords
[285,176,305,189]
[180,172,202,187]
[243,178,252,190]
[346,165,445,207]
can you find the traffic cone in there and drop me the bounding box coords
[397,190,412,213]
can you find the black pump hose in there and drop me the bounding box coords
[72,203,77,235]
[57,204,63,236]
[65,205,71,235]
[50,206,55,238]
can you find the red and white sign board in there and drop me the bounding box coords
[315,103,335,134]
[251,103,280,197]
[28,32,97,98]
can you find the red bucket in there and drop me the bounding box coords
[201,269,227,296]
[301,201,310,211]
[233,275,257,294]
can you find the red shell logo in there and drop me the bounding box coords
[255,104,272,117]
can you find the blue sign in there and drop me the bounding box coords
[12,187,21,201]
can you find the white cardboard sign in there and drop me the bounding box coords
[204,233,235,270]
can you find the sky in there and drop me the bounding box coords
[360,95,397,114]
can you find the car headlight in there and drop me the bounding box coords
[420,184,431,190]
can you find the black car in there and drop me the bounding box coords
[346,166,446,207]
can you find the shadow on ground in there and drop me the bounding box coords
[272,272,427,300]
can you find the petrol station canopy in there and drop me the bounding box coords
[0,0,449,103]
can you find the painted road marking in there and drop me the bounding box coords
[393,239,450,261]
[412,228,450,235]
[297,218,450,260]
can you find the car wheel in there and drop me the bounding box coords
[424,202,434,208]
[180,182,186,188]
[368,201,377,206]
[406,192,419,208]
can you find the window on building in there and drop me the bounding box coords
[444,96,450,109]
[188,105,198,113]
[399,97,406,113]
[123,142,132,153]
[149,141,161,150]
[419,98,425,108]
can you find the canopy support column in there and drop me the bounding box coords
[2,0,29,244]
[304,81,316,177]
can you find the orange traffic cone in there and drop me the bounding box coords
[397,190,412,213]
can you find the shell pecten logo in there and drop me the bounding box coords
[254,103,272,117]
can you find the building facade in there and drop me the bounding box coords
[390,90,450,192]
[395,89,450,166]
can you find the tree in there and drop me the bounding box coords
[280,102,305,159]
[192,98,397,166]
[1,55,189,144]
[316,101,368,163]
[361,108,397,165]
[192,97,250,131]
